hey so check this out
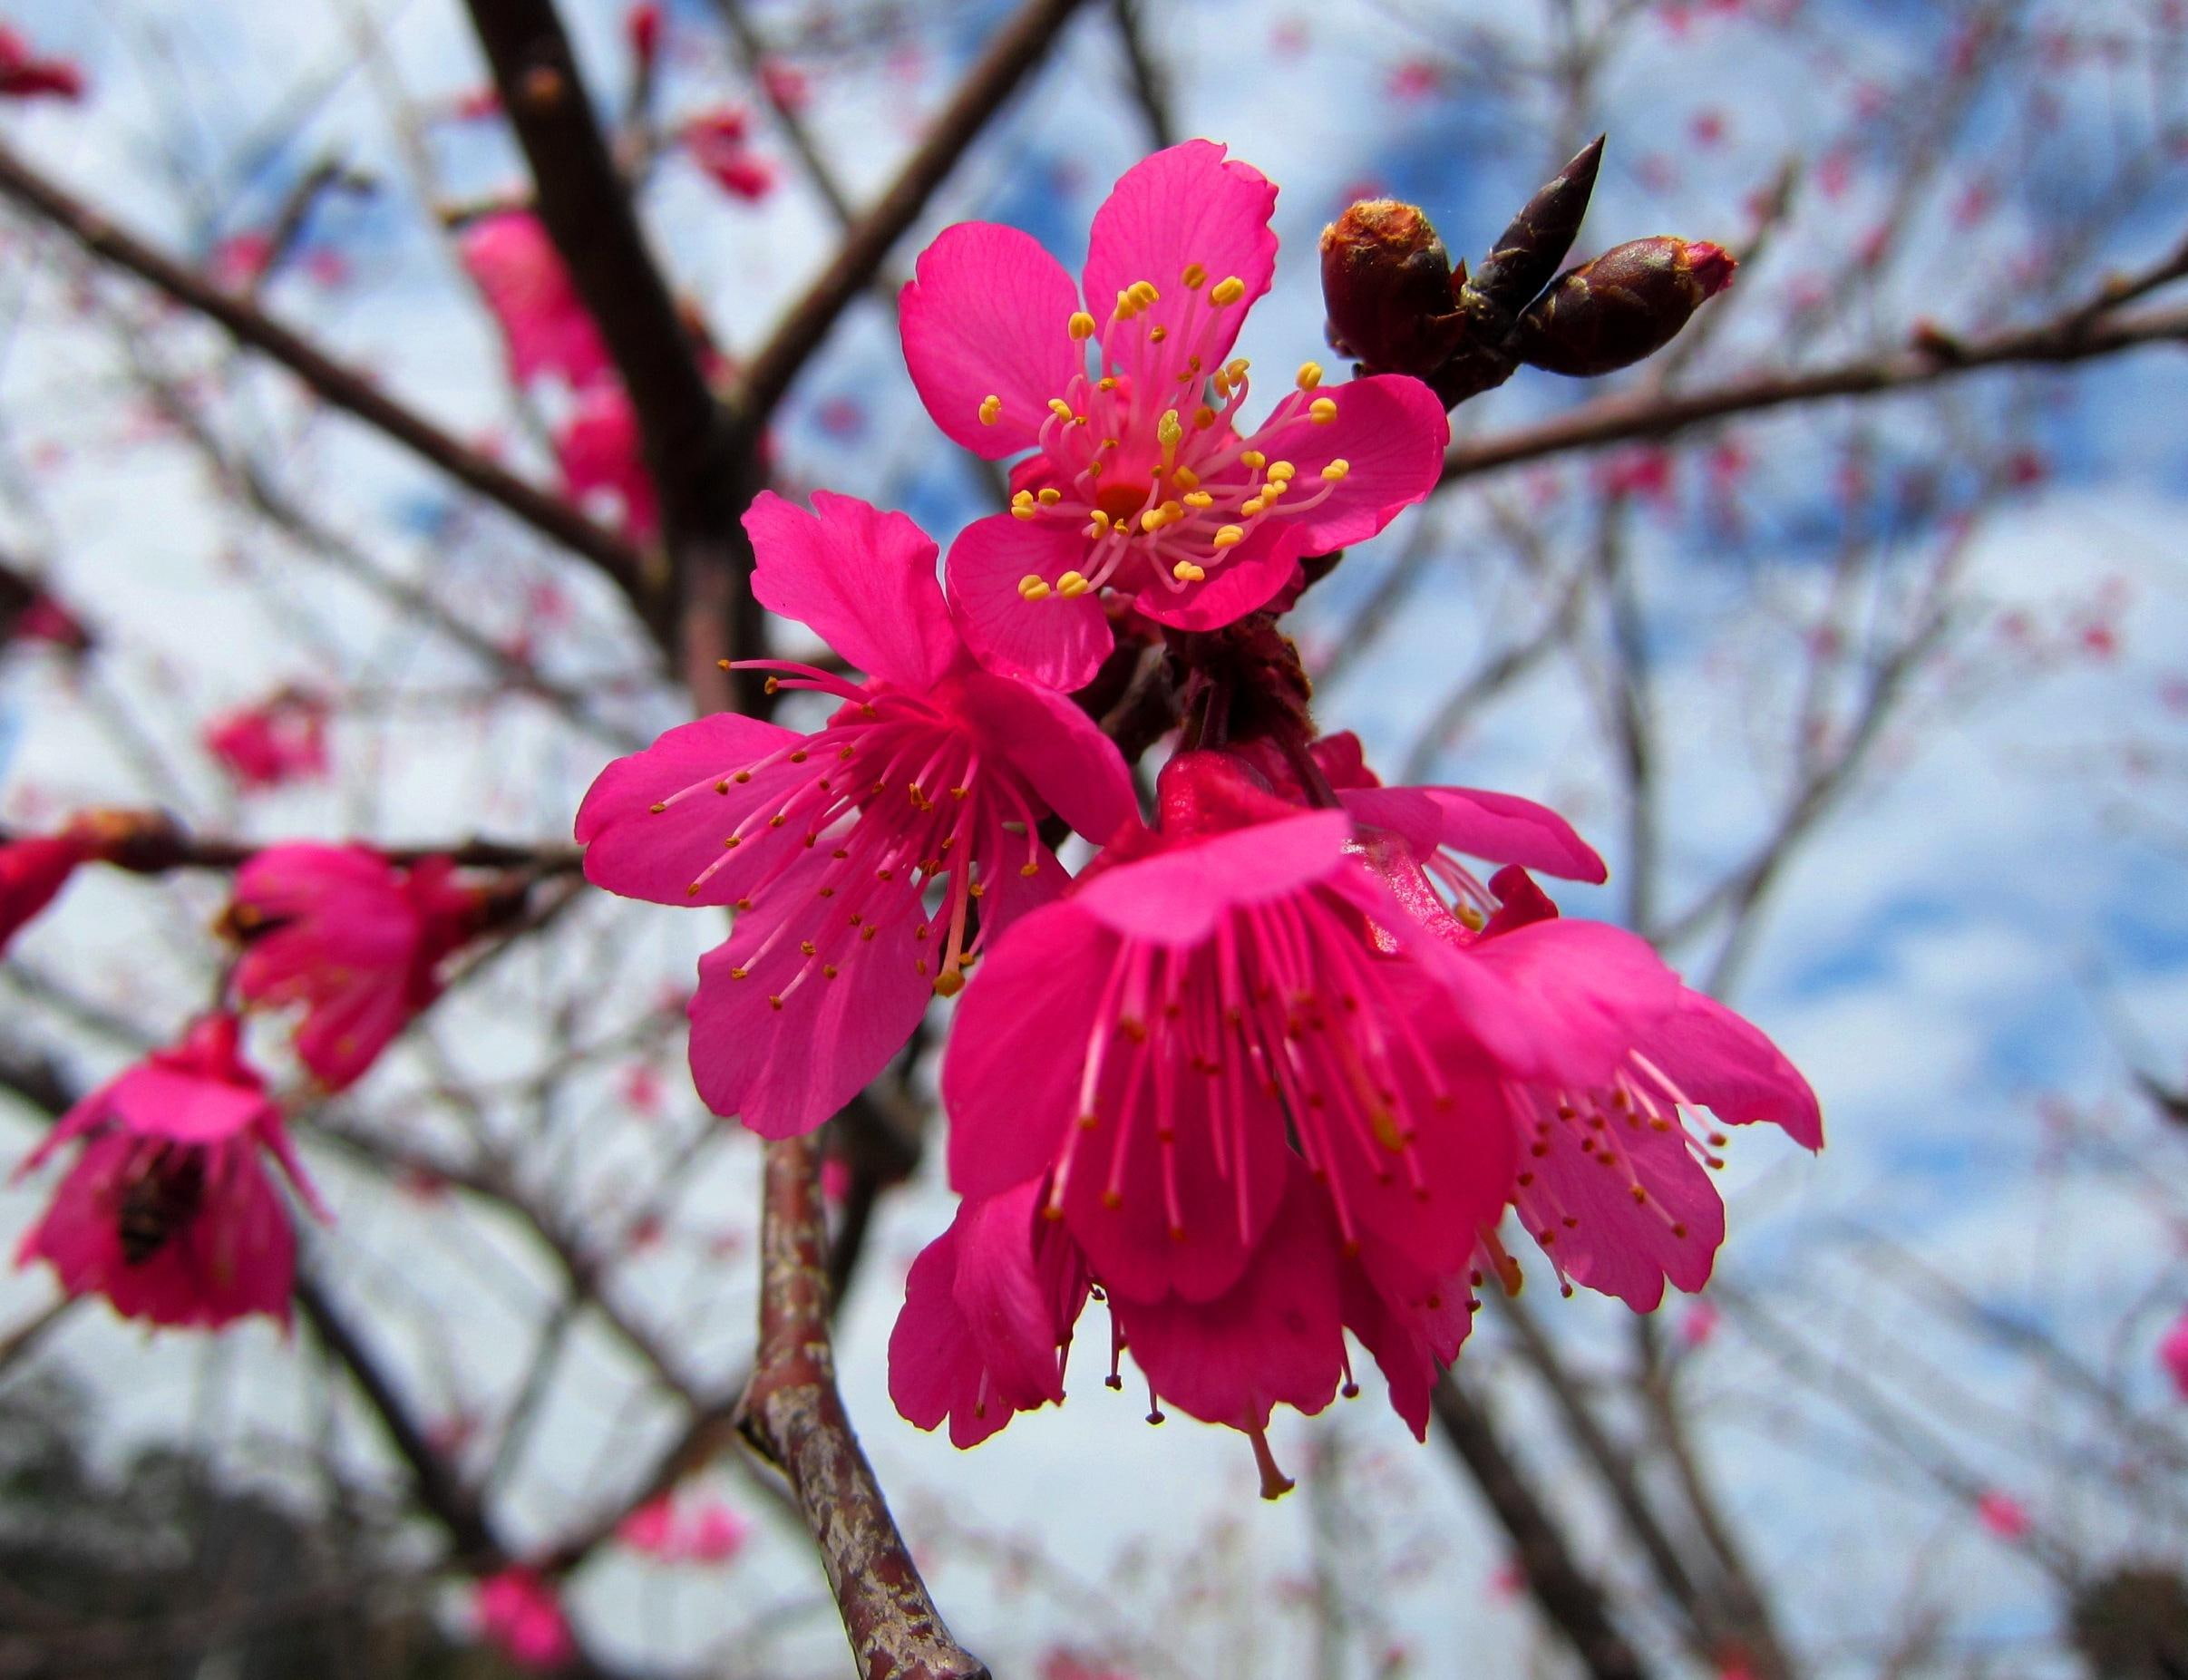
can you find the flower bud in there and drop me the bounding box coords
[1512,238,1736,377]
[1318,200,1466,377]
[1461,135,1605,335]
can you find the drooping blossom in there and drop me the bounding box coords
[459,211,612,389]
[472,1568,577,1672]
[2163,1308,2188,1401]
[202,691,331,790]
[14,1014,324,1329]
[900,749,1587,1482]
[577,490,1136,1138]
[900,140,1451,689]
[225,844,491,1092]
[0,26,83,100]
[684,107,778,203]
[0,833,91,956]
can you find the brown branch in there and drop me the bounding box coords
[1439,300,2188,488]
[0,819,579,877]
[738,1131,988,1680]
[1432,1374,1656,1680]
[727,0,1095,437]
[1109,0,1175,150]
[0,136,651,600]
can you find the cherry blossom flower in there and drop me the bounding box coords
[554,384,657,539]
[685,107,778,203]
[1975,1490,2031,1540]
[578,490,1135,1138]
[0,832,91,956]
[900,140,1450,689]
[614,1492,751,1564]
[13,1014,324,1329]
[0,26,83,101]
[473,1568,577,1672]
[203,692,330,790]
[2160,1308,2188,1400]
[226,844,491,1092]
[459,211,612,389]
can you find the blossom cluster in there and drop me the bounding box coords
[576,141,1822,1491]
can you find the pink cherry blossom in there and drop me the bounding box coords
[678,1500,752,1563]
[554,384,657,539]
[614,1494,681,1557]
[13,1014,324,1329]
[901,141,1451,689]
[228,845,488,1092]
[685,108,778,203]
[0,832,91,956]
[1975,1490,2031,1540]
[8,588,92,651]
[0,26,83,101]
[473,1568,577,1672]
[202,692,331,790]
[578,490,1135,1138]
[2161,1308,2188,1399]
[459,211,613,389]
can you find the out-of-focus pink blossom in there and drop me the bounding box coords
[554,384,657,540]
[459,211,613,388]
[759,57,810,112]
[228,845,489,1091]
[473,1568,576,1672]
[1678,1300,1722,1348]
[14,1014,324,1329]
[9,589,91,652]
[209,231,275,290]
[203,693,331,790]
[615,1493,750,1564]
[684,107,779,203]
[902,141,1448,690]
[0,833,90,956]
[626,2,661,70]
[1975,1490,2030,1540]
[2159,1309,2188,1398]
[0,25,83,100]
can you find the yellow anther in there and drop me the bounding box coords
[1067,310,1097,340]
[1017,574,1052,600]
[1141,505,1168,532]
[1212,525,1245,548]
[1036,487,1061,505]
[1211,370,1232,399]
[1210,276,1246,306]
[1056,570,1092,598]
[1149,325,1168,344]
[1011,502,1038,521]
[1130,279,1160,307]
[1171,465,1200,490]
[1097,375,1119,393]
[1113,287,1138,319]
[1225,358,1250,384]
[1309,396,1338,424]
[1192,404,1217,429]
[977,393,1002,425]
[1172,560,1206,582]
[1259,478,1286,500]
[1241,498,1266,517]
[1157,409,1183,446]
[1321,458,1351,481]
[1182,262,1207,288]
[1267,460,1296,482]
[1011,488,1034,505]
[1296,361,1324,391]
[1240,450,1267,470]
[1159,499,1184,521]
[1088,510,1112,535]
[933,967,965,998]
[1183,490,1214,508]
[1048,397,1075,421]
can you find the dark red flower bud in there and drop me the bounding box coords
[626,4,662,69]
[1461,135,1605,335]
[1318,200,1466,378]
[1512,237,1737,377]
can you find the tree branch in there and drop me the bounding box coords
[0,135,652,599]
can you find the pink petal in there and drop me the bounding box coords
[1083,141,1278,370]
[952,1183,1080,1412]
[1340,785,1608,883]
[1130,520,1305,632]
[900,221,1086,459]
[958,670,1138,843]
[943,900,1110,1198]
[1638,989,1823,1150]
[1435,918,1683,1087]
[945,510,1113,691]
[745,490,959,690]
[1515,1114,1724,1310]
[1251,374,1449,551]
[1340,1236,1477,1440]
[1073,811,1354,946]
[103,1066,277,1144]
[1114,1160,1343,1431]
[575,713,805,904]
[687,850,934,1137]
[888,1214,1012,1448]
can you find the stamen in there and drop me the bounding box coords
[977,393,1001,425]
[1067,310,1096,340]
[1210,276,1246,306]
[1296,361,1323,390]
[1309,396,1338,424]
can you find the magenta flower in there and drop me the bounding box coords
[900,140,1451,689]
[228,844,489,1092]
[554,384,658,540]
[0,26,83,101]
[577,490,1135,1137]
[202,692,330,791]
[2162,1308,2188,1401]
[473,1568,577,1673]
[0,832,90,957]
[460,211,613,389]
[14,1014,325,1329]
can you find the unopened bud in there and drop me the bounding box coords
[1318,200,1466,377]
[626,3,662,67]
[1462,135,1605,334]
[1512,237,1736,377]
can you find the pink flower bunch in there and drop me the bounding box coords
[225,844,491,1091]
[901,141,1450,689]
[473,1567,577,1672]
[614,1492,752,1565]
[683,106,779,203]
[202,691,331,791]
[14,1014,325,1329]
[2164,1307,2188,1401]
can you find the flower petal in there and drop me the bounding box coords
[576,713,805,905]
[1252,374,1449,550]
[1515,1114,1724,1311]
[1073,811,1354,946]
[946,510,1113,691]
[900,221,1085,460]
[958,670,1138,843]
[746,490,959,690]
[1084,141,1278,369]
[1638,988,1823,1150]
[1340,785,1608,883]
[1130,520,1305,633]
